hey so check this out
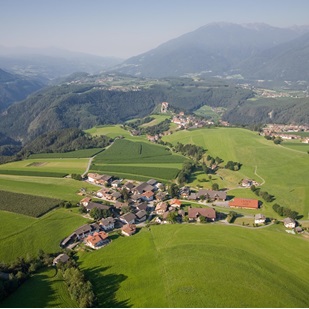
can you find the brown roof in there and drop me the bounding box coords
[142,190,154,198]
[114,201,128,209]
[170,199,181,207]
[229,198,259,209]
[120,212,136,223]
[121,224,136,235]
[188,207,216,220]
[197,189,226,200]
[155,202,168,212]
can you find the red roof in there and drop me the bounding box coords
[121,224,136,236]
[170,199,181,207]
[86,231,109,246]
[142,190,154,198]
[229,198,259,209]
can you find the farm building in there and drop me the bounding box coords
[254,214,266,224]
[188,207,216,222]
[283,217,296,228]
[53,253,70,266]
[197,189,226,201]
[229,198,259,209]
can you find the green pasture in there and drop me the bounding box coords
[0,175,97,202]
[139,114,171,127]
[0,158,89,175]
[281,140,309,153]
[0,208,88,263]
[163,128,309,216]
[85,125,132,139]
[78,224,309,308]
[194,105,221,121]
[29,148,104,159]
[0,268,78,308]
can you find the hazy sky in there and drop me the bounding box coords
[1,0,309,59]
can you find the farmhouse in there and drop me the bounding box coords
[120,212,136,225]
[53,253,70,266]
[85,202,110,212]
[100,217,115,231]
[80,197,91,207]
[229,198,259,209]
[155,202,168,215]
[283,217,296,228]
[197,189,226,201]
[169,199,182,209]
[123,181,135,192]
[142,190,154,201]
[188,207,216,222]
[135,202,148,212]
[74,223,100,240]
[254,214,266,224]
[135,210,147,222]
[133,182,155,195]
[85,231,109,249]
[121,224,136,236]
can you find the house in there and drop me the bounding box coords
[229,198,259,209]
[197,189,226,201]
[53,253,70,266]
[142,190,154,201]
[283,217,296,228]
[80,197,91,207]
[188,193,198,201]
[111,179,122,189]
[135,210,147,222]
[295,226,303,233]
[85,231,109,249]
[135,202,148,212]
[61,233,76,247]
[133,182,155,195]
[147,179,157,186]
[169,199,181,209]
[74,223,99,240]
[254,214,266,224]
[121,224,136,236]
[155,202,168,215]
[85,202,110,212]
[130,194,143,203]
[111,191,122,200]
[87,173,103,183]
[120,212,136,225]
[96,188,110,198]
[100,217,115,231]
[155,191,168,201]
[180,186,190,198]
[100,174,113,184]
[114,201,129,210]
[123,181,135,192]
[188,207,216,222]
[241,179,253,188]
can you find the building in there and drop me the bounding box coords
[283,217,296,229]
[188,207,216,222]
[53,253,70,266]
[197,189,226,201]
[254,214,266,224]
[120,212,136,225]
[229,198,259,209]
[121,224,136,236]
[85,231,109,249]
[100,217,115,231]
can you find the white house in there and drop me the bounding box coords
[283,217,296,229]
[254,214,266,224]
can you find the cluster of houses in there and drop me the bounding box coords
[261,124,309,143]
[172,112,214,130]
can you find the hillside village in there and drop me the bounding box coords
[60,171,302,251]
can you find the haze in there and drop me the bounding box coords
[1,0,309,59]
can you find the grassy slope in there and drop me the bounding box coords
[79,224,309,308]
[0,208,88,263]
[0,175,97,202]
[163,128,309,216]
[139,114,170,127]
[0,268,78,308]
[0,158,89,175]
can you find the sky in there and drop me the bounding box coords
[1,0,309,59]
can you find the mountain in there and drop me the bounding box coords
[0,46,124,80]
[0,68,45,111]
[0,75,253,144]
[239,32,309,81]
[111,23,309,78]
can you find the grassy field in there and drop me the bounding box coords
[163,127,309,217]
[0,268,78,308]
[0,208,88,263]
[29,148,104,159]
[85,125,133,139]
[78,224,309,308]
[281,140,309,153]
[0,174,97,202]
[0,158,89,175]
[90,139,186,182]
[139,114,171,127]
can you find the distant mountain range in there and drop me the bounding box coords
[111,22,309,81]
[0,46,123,80]
[0,68,44,111]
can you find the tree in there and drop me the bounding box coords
[167,211,177,223]
[199,215,207,223]
[89,207,102,220]
[121,188,130,202]
[168,183,179,198]
[212,183,219,191]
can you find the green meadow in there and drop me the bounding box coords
[85,125,133,139]
[0,174,97,202]
[29,148,104,159]
[163,128,309,216]
[0,158,89,175]
[139,114,171,127]
[78,224,309,308]
[90,139,186,182]
[0,208,88,263]
[281,140,309,153]
[0,268,78,308]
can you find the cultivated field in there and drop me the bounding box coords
[90,139,186,182]
[29,148,104,159]
[163,127,309,216]
[0,268,78,308]
[85,125,133,139]
[78,224,309,308]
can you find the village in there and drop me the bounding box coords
[59,172,302,253]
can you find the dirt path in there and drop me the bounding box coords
[254,165,265,186]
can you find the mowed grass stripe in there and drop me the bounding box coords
[78,224,309,308]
